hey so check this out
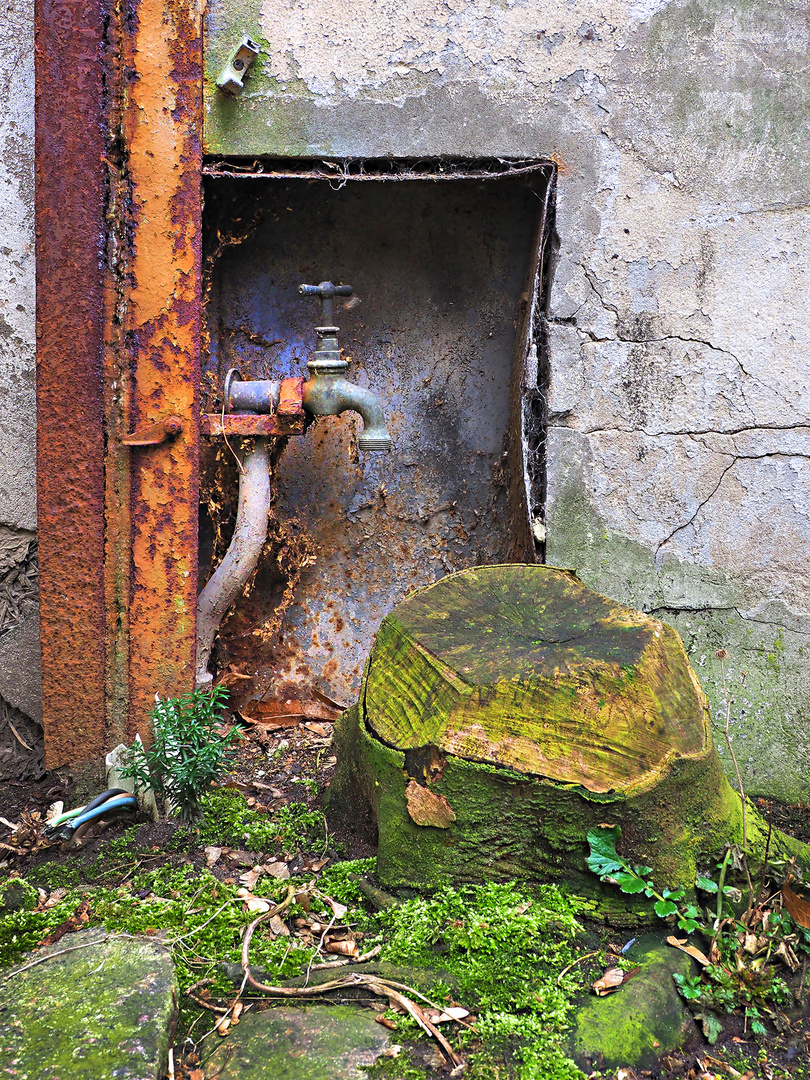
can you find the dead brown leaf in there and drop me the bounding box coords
[217,664,253,690]
[239,699,339,727]
[204,846,222,868]
[591,967,626,995]
[782,880,810,929]
[301,722,333,737]
[239,866,263,889]
[302,857,329,872]
[404,781,456,829]
[667,935,710,966]
[324,939,360,958]
[264,862,290,881]
[375,1014,398,1030]
[39,899,91,946]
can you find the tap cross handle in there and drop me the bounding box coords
[298,281,353,326]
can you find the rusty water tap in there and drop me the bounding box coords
[298,281,392,452]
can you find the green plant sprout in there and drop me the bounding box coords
[586,824,702,930]
[121,684,239,823]
[586,825,809,1044]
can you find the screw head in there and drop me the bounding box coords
[233,58,245,70]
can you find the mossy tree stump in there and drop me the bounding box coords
[328,565,808,917]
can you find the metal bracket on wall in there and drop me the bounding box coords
[216,37,261,96]
[121,416,184,446]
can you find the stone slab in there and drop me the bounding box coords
[0,930,177,1079]
[204,1005,391,1080]
[569,932,695,1071]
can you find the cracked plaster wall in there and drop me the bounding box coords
[0,0,41,755]
[206,0,810,799]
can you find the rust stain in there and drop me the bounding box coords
[123,0,203,739]
[35,0,109,768]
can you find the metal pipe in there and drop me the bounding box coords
[195,438,272,686]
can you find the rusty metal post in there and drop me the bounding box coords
[122,0,202,740]
[35,0,110,767]
[35,0,203,766]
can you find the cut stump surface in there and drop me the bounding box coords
[365,564,708,795]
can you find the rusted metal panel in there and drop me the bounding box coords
[35,0,109,767]
[122,416,184,446]
[203,173,551,706]
[122,0,203,740]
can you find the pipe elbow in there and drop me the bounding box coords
[302,377,392,452]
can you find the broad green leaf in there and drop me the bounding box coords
[614,872,648,894]
[654,898,678,918]
[696,876,719,893]
[701,1013,723,1044]
[585,826,624,878]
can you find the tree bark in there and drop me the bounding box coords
[328,565,809,920]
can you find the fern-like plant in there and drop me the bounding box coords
[121,684,239,823]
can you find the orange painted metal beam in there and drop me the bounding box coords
[122,0,203,740]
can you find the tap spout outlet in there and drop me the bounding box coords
[300,325,392,451]
[300,304,395,451]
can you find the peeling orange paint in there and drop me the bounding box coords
[123,0,202,739]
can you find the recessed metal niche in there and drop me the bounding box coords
[201,158,555,706]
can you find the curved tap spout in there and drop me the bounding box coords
[300,327,392,451]
[302,372,392,451]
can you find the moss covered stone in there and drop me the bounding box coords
[0,929,177,1079]
[569,932,695,1070]
[204,1006,391,1079]
[328,565,810,911]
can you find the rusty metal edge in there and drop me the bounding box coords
[505,163,557,563]
[35,0,111,768]
[201,415,304,437]
[203,158,554,182]
[123,0,203,740]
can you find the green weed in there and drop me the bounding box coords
[120,684,240,823]
[587,825,810,1044]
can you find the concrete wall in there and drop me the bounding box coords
[5,0,808,795]
[206,0,810,800]
[0,0,41,776]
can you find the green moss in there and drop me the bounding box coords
[375,880,588,1080]
[0,930,177,1079]
[0,877,38,911]
[197,789,325,853]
